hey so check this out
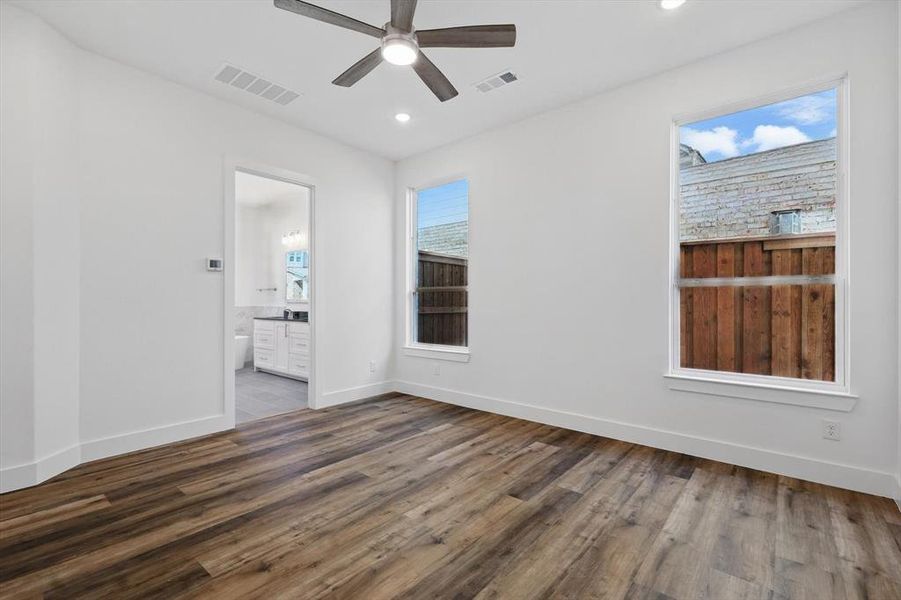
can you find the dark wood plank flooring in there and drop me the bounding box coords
[1,395,899,599]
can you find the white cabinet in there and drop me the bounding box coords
[253,319,310,381]
[274,323,290,372]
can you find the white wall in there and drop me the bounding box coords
[394,1,900,497]
[235,204,267,308]
[76,49,394,447]
[0,2,394,491]
[235,194,309,309]
[897,0,901,507]
[2,1,898,499]
[0,2,37,479]
[0,3,81,490]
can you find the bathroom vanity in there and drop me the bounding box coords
[253,317,309,381]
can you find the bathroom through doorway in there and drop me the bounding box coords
[226,164,315,424]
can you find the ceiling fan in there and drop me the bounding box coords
[273,0,516,102]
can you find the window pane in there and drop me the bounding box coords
[678,240,836,382]
[415,180,468,347]
[678,89,837,381]
[285,250,308,302]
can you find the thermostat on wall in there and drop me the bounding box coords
[207,258,223,271]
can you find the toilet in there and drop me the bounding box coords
[235,335,250,370]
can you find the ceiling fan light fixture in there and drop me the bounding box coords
[274,1,516,102]
[381,36,418,66]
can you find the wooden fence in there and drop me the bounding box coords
[680,234,835,381]
[417,250,467,346]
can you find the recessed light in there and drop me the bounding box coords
[660,0,686,9]
[395,113,411,123]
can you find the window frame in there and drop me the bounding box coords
[667,77,852,399]
[404,176,471,362]
[285,249,309,305]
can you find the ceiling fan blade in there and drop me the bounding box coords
[332,48,383,87]
[390,0,417,32]
[274,0,384,38]
[412,51,458,102]
[417,24,516,48]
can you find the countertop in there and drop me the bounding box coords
[254,316,309,322]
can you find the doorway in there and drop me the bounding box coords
[224,161,316,426]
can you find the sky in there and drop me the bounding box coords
[680,88,836,163]
[417,179,469,229]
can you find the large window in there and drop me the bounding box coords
[671,82,846,390]
[408,179,469,351]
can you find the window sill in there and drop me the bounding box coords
[664,373,857,412]
[402,345,470,363]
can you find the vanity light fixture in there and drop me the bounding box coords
[281,230,306,247]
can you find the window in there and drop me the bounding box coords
[407,179,469,352]
[671,82,847,391]
[285,250,309,303]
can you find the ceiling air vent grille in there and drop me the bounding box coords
[473,70,518,93]
[213,63,301,106]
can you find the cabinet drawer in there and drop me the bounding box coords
[288,329,310,341]
[288,349,309,363]
[289,335,310,354]
[254,348,274,368]
[254,319,275,333]
[287,322,310,335]
[288,355,309,378]
[254,331,275,350]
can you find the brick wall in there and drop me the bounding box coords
[680,138,836,242]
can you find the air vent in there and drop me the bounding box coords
[473,70,518,93]
[213,63,301,106]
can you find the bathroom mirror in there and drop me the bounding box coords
[285,250,309,303]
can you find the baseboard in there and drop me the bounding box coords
[2,383,893,500]
[1,415,232,494]
[394,380,898,499]
[80,414,232,463]
[895,477,901,512]
[0,379,394,494]
[317,381,396,409]
[0,443,81,494]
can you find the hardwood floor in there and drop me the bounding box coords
[1,394,899,599]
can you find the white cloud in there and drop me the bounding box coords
[742,125,811,152]
[774,94,834,125]
[680,126,740,158]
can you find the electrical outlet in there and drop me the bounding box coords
[433,364,440,376]
[822,420,841,441]
[369,361,376,374]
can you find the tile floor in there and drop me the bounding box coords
[235,367,308,424]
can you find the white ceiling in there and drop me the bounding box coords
[16,0,866,160]
[235,171,308,207]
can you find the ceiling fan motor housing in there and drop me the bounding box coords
[381,25,419,65]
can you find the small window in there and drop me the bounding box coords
[286,250,309,303]
[672,83,846,389]
[408,179,469,349]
